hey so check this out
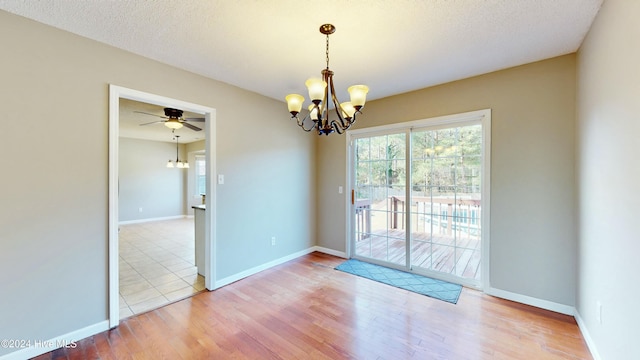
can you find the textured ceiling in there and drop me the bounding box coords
[1,0,602,136]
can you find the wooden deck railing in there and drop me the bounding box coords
[389,196,480,235]
[354,199,371,240]
[355,196,481,239]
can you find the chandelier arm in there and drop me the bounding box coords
[293,113,317,132]
[300,120,316,132]
[330,111,359,134]
[330,120,347,134]
[327,73,350,129]
[319,70,331,124]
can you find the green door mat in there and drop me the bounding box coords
[335,259,462,304]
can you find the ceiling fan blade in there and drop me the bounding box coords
[184,117,205,122]
[134,110,166,119]
[182,122,202,131]
[139,120,165,126]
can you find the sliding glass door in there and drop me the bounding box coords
[350,111,488,287]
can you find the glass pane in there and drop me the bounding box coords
[354,132,406,266]
[410,123,482,281]
[459,125,482,156]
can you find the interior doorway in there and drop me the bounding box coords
[117,98,207,319]
[108,85,217,328]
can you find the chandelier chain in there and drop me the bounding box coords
[325,34,330,69]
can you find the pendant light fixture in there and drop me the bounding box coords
[167,135,189,169]
[285,24,369,136]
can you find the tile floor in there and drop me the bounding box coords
[119,217,205,319]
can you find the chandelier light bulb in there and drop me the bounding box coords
[348,85,369,108]
[308,104,319,120]
[305,78,327,102]
[340,102,356,119]
[285,94,304,114]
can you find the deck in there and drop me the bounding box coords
[354,195,483,281]
[355,229,481,280]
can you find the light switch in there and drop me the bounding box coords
[338,186,343,194]
[218,174,224,184]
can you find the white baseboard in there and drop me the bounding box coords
[0,320,109,360]
[119,215,186,225]
[214,247,317,289]
[213,246,346,290]
[574,311,602,360]
[485,286,575,315]
[312,246,347,258]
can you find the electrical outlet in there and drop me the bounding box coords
[271,236,276,246]
[597,301,602,324]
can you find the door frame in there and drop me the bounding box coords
[108,85,217,327]
[345,109,491,290]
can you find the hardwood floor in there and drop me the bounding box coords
[33,252,591,359]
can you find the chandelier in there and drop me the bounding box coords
[167,135,189,169]
[285,24,369,136]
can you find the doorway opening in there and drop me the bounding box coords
[108,85,217,327]
[117,99,207,319]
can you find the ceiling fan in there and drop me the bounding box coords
[136,108,205,131]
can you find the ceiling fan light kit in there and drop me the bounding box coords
[136,107,205,132]
[285,24,369,136]
[132,107,204,168]
[164,119,183,130]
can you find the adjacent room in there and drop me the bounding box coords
[1,1,637,359]
[117,99,207,318]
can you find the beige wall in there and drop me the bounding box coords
[118,137,186,221]
[0,11,315,357]
[317,54,577,306]
[577,0,640,358]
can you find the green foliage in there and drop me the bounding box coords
[411,125,482,197]
[355,124,482,202]
[355,133,406,200]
